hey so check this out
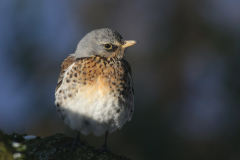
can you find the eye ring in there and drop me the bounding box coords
[104,43,112,50]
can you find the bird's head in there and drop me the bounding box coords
[75,28,137,60]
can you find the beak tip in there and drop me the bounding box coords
[122,40,138,48]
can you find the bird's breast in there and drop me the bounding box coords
[55,56,133,136]
[69,56,127,97]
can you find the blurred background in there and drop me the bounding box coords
[1,0,240,159]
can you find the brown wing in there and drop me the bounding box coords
[122,59,134,95]
[55,54,76,92]
[121,59,134,121]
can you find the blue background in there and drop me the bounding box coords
[1,1,240,159]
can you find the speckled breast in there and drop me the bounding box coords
[55,56,134,136]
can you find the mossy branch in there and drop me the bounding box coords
[0,129,131,160]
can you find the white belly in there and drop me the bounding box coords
[57,84,129,136]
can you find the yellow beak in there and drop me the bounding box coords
[121,40,138,48]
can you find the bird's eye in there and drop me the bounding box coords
[104,43,112,50]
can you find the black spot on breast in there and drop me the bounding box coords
[112,82,116,85]
[70,74,72,78]
[56,103,60,107]
[59,90,62,93]
[66,79,71,83]
[74,73,77,77]
[83,72,86,75]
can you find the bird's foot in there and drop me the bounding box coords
[61,132,85,156]
[94,145,110,155]
[69,137,84,156]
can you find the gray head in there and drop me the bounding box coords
[75,28,137,60]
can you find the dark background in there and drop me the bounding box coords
[1,1,240,160]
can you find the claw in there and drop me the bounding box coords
[94,131,110,155]
[61,131,83,157]
[94,145,110,155]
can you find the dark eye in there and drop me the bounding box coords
[104,43,112,50]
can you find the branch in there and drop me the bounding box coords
[0,129,131,160]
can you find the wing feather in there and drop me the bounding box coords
[122,59,134,121]
[55,54,76,92]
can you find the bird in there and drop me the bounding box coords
[54,28,137,153]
